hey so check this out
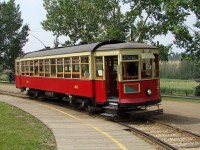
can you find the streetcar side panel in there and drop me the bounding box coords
[18,76,93,98]
[94,80,106,103]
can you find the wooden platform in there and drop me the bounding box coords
[0,84,156,150]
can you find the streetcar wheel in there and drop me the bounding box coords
[28,93,36,99]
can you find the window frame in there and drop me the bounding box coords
[95,56,104,80]
[81,56,89,79]
[57,58,64,78]
[64,57,72,78]
[50,58,57,77]
[39,59,45,77]
[72,56,80,79]
[44,59,50,77]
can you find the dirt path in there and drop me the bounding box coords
[150,101,200,135]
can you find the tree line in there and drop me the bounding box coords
[160,61,200,80]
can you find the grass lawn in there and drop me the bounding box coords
[160,78,199,96]
[162,96,200,103]
[0,102,56,150]
[0,82,15,86]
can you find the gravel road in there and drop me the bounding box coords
[150,100,200,135]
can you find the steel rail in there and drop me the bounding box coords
[118,122,177,150]
[146,117,200,140]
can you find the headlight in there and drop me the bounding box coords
[146,89,152,96]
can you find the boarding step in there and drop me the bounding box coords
[103,104,118,114]
[100,113,117,118]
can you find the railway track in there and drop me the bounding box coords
[1,90,200,150]
[119,119,200,150]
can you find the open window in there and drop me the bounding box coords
[141,59,152,79]
[15,62,20,75]
[64,57,71,78]
[153,54,159,78]
[51,59,56,77]
[122,62,139,80]
[57,58,63,78]
[140,53,155,79]
[30,61,34,76]
[45,59,50,77]
[81,56,89,79]
[25,61,30,76]
[72,57,80,78]
[34,60,39,76]
[39,60,44,76]
[21,61,25,75]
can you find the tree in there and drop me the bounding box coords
[0,0,29,71]
[178,0,200,66]
[158,44,172,61]
[123,0,199,61]
[42,0,128,45]
[42,0,199,62]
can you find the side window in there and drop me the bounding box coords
[30,61,34,76]
[51,59,56,77]
[21,61,25,75]
[57,58,63,78]
[95,57,103,79]
[25,61,30,76]
[153,54,159,78]
[64,57,71,78]
[122,62,139,80]
[34,60,39,76]
[81,56,89,79]
[72,57,80,78]
[45,59,50,77]
[15,62,20,75]
[39,60,44,76]
[141,59,152,79]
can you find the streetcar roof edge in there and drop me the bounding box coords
[21,41,157,59]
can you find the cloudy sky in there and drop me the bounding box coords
[4,0,198,53]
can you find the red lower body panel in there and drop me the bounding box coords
[16,75,160,107]
[118,79,161,106]
[94,80,106,103]
[16,76,93,98]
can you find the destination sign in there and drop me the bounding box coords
[122,55,138,60]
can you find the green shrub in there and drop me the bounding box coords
[195,85,200,96]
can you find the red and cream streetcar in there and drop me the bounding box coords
[15,40,161,116]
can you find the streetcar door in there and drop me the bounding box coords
[105,56,118,100]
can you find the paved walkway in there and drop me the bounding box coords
[0,84,156,150]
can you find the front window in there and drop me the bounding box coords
[153,54,159,77]
[122,62,139,80]
[141,59,152,79]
